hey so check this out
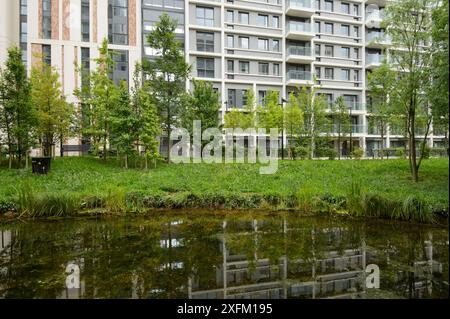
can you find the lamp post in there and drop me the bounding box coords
[279,98,288,160]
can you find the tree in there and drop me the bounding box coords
[224,90,256,130]
[110,81,138,169]
[297,86,329,158]
[143,13,191,162]
[181,80,220,135]
[76,38,118,161]
[383,0,436,181]
[140,91,160,169]
[257,90,283,157]
[0,46,34,168]
[367,61,397,159]
[31,60,73,158]
[332,97,351,160]
[284,92,304,159]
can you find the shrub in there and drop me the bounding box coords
[295,146,310,160]
[326,148,338,160]
[350,147,364,160]
[0,199,16,214]
[394,147,405,158]
[421,146,431,159]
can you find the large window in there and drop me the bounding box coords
[227,10,234,23]
[239,12,249,24]
[227,35,234,48]
[81,47,90,88]
[42,44,51,65]
[228,89,236,107]
[325,23,333,34]
[110,49,129,85]
[239,61,249,73]
[108,0,128,45]
[341,25,350,36]
[239,36,249,49]
[324,0,333,12]
[258,62,269,75]
[341,69,350,81]
[197,57,214,78]
[341,46,350,58]
[272,40,280,51]
[227,60,234,72]
[341,2,350,14]
[272,16,280,28]
[324,67,333,79]
[325,45,333,57]
[20,0,28,65]
[81,0,90,42]
[42,0,51,39]
[196,7,214,27]
[258,38,269,51]
[258,14,268,27]
[197,32,214,52]
[273,64,280,76]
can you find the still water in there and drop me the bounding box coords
[0,213,448,299]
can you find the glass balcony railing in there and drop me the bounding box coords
[287,22,312,33]
[287,46,312,56]
[328,124,366,134]
[345,102,366,111]
[366,32,391,44]
[287,0,313,9]
[287,70,312,80]
[366,54,385,64]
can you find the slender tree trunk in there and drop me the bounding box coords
[380,123,385,160]
[60,134,64,157]
[124,155,128,169]
[144,153,148,170]
[409,108,419,182]
[338,124,341,160]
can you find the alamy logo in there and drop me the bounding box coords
[65,263,80,289]
[366,264,380,289]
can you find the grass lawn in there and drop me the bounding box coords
[0,157,448,215]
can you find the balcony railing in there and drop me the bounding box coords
[366,54,385,64]
[287,46,312,56]
[287,22,311,33]
[287,0,312,9]
[287,70,311,81]
[366,32,391,44]
[327,124,366,134]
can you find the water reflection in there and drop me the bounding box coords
[0,214,448,299]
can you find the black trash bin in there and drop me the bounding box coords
[31,157,51,174]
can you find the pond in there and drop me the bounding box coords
[0,212,448,299]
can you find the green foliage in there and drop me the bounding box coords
[294,146,310,160]
[350,147,364,160]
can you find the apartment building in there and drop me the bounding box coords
[0,0,446,157]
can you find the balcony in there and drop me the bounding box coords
[286,22,314,41]
[346,102,366,111]
[286,0,315,18]
[328,124,366,134]
[365,9,385,29]
[365,54,385,69]
[286,70,313,86]
[366,32,391,49]
[286,46,314,63]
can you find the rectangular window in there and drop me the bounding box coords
[258,91,267,105]
[272,40,280,51]
[272,16,280,28]
[258,14,268,27]
[239,36,249,49]
[108,0,128,45]
[353,26,359,37]
[81,47,90,87]
[354,70,359,81]
[341,2,350,14]
[197,32,214,52]
[315,67,321,78]
[81,0,90,42]
[227,10,234,23]
[315,21,321,33]
[325,67,333,79]
[315,44,321,55]
[341,25,350,36]
[315,0,321,10]
[42,0,51,39]
[354,48,359,59]
[239,61,249,73]
[259,62,269,75]
[228,89,236,107]
[353,4,359,16]
[258,38,269,51]
[110,49,129,85]
[227,60,234,72]
[324,0,333,12]
[42,44,51,65]
[325,45,333,57]
[326,93,333,106]
[239,11,249,24]
[197,57,215,78]
[325,23,333,34]
[241,90,248,107]
[196,7,214,27]
[341,69,350,80]
[273,63,280,76]
[341,47,350,58]
[227,35,234,48]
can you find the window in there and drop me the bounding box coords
[258,91,267,105]
[196,7,214,27]
[110,49,129,85]
[353,4,359,16]
[341,2,350,14]
[227,10,234,23]
[42,0,51,39]
[326,94,333,106]
[341,25,350,36]
[325,68,333,79]
[354,70,359,81]
[239,11,249,24]
[273,63,280,76]
[341,47,350,58]
[324,0,333,12]
[272,40,280,51]
[108,0,128,45]
[81,0,90,42]
[197,57,215,78]
[258,14,268,27]
[228,60,234,72]
[258,38,269,51]
[315,21,321,33]
[81,47,90,87]
[42,44,51,65]
[197,32,214,52]
[239,61,249,73]
[315,0,320,10]
[272,16,280,28]
[341,69,350,80]
[325,45,333,57]
[353,26,359,37]
[354,48,359,59]
[241,90,248,107]
[325,23,333,34]
[228,89,236,107]
[259,62,269,75]
[315,67,321,78]
[239,36,249,49]
[227,35,234,48]
[315,44,321,55]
